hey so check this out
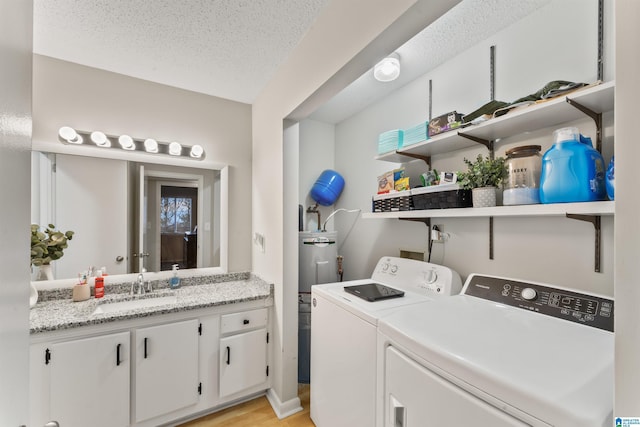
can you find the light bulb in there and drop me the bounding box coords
[144,138,158,153]
[190,144,204,158]
[373,54,400,82]
[118,134,135,150]
[168,141,182,156]
[90,131,110,147]
[58,126,82,144]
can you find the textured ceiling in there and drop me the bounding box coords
[33,0,329,104]
[309,0,552,123]
[33,0,551,123]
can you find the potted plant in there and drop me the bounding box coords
[457,154,508,207]
[30,224,74,280]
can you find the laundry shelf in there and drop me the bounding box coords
[361,201,615,220]
[376,81,615,163]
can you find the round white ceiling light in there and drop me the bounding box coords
[373,53,400,82]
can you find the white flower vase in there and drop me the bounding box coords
[29,283,38,308]
[472,187,497,208]
[36,264,54,281]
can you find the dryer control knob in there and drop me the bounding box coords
[424,269,438,284]
[382,263,389,271]
[521,288,537,301]
[390,265,398,273]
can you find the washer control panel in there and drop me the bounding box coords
[464,274,614,332]
[371,257,462,297]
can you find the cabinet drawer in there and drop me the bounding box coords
[221,308,268,334]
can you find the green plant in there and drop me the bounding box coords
[30,224,74,267]
[457,154,508,189]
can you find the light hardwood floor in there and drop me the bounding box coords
[178,384,315,427]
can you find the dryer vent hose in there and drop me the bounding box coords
[337,255,344,282]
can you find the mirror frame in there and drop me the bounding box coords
[31,149,228,286]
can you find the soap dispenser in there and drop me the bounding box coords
[170,264,181,289]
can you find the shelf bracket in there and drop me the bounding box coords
[457,132,494,156]
[565,97,603,153]
[489,216,494,260]
[401,217,431,228]
[394,151,431,168]
[566,214,601,273]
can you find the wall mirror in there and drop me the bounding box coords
[31,151,227,281]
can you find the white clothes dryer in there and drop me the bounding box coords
[310,256,461,427]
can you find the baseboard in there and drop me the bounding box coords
[266,388,303,419]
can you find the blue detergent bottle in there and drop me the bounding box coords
[539,127,607,203]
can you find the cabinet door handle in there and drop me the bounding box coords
[226,346,231,365]
[144,337,148,359]
[243,319,250,325]
[390,395,406,427]
[116,343,122,366]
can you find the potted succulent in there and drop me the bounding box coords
[457,154,508,207]
[30,224,74,280]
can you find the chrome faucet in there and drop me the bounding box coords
[131,271,153,295]
[134,272,145,295]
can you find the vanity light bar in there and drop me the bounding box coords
[58,127,205,160]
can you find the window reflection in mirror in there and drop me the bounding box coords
[31,151,222,280]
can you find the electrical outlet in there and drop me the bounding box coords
[431,225,445,243]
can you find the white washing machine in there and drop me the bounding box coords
[310,256,462,427]
[377,274,614,427]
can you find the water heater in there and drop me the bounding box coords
[299,230,338,383]
[299,231,338,292]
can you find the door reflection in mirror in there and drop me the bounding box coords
[138,165,215,274]
[31,152,221,279]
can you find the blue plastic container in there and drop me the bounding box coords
[311,169,345,206]
[539,127,607,204]
[605,156,615,200]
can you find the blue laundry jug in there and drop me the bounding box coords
[605,156,615,200]
[539,127,606,204]
[310,169,345,206]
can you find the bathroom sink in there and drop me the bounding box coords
[92,295,177,315]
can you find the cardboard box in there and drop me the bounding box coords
[428,111,464,137]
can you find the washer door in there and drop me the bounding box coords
[384,346,532,427]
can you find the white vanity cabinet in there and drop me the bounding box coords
[134,319,200,423]
[30,298,273,427]
[219,308,269,398]
[30,331,130,427]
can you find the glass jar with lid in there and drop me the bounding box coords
[503,145,542,205]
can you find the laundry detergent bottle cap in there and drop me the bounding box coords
[552,126,580,144]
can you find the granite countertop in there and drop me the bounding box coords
[30,273,273,334]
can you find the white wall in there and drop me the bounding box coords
[253,0,463,411]
[614,0,640,416]
[299,119,335,231]
[0,1,32,425]
[331,0,614,296]
[32,55,253,272]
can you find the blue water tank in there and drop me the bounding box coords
[310,169,345,206]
